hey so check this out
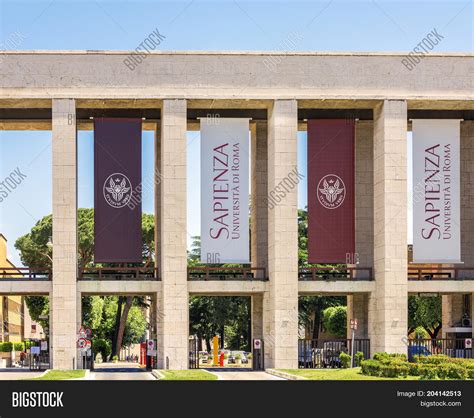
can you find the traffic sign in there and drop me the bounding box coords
[350,319,358,330]
[254,339,262,350]
[466,338,472,349]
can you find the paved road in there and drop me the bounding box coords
[0,369,44,380]
[90,362,155,381]
[204,368,285,381]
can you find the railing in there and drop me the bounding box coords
[79,267,160,281]
[408,267,474,280]
[407,338,473,361]
[298,339,371,368]
[298,267,373,281]
[0,267,51,281]
[187,266,267,281]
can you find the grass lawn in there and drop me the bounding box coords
[279,367,420,381]
[159,370,218,381]
[30,370,86,380]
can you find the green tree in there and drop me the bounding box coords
[189,296,250,351]
[299,296,345,340]
[408,296,442,338]
[322,305,347,338]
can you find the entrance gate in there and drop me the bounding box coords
[298,339,370,368]
[26,339,50,371]
[189,337,199,369]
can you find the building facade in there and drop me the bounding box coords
[0,51,473,369]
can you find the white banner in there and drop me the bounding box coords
[200,118,250,263]
[412,119,461,263]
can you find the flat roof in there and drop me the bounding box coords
[1,50,472,57]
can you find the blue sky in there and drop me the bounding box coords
[0,0,471,265]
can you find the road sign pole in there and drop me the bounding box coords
[351,328,355,368]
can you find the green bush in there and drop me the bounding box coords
[379,362,409,378]
[0,342,13,352]
[14,343,24,351]
[354,351,364,367]
[465,364,474,379]
[415,354,449,364]
[361,352,474,380]
[408,362,421,376]
[340,352,351,368]
[361,359,381,376]
[445,364,468,380]
[418,364,439,380]
[373,352,407,362]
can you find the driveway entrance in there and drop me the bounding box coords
[91,362,155,380]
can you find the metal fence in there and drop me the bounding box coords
[187,266,267,281]
[0,267,51,281]
[407,338,473,361]
[79,267,160,281]
[408,267,474,280]
[298,339,370,368]
[298,267,373,281]
[189,337,199,369]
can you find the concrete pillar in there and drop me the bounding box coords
[460,121,474,276]
[471,294,474,338]
[251,121,268,279]
[263,100,299,369]
[347,294,369,339]
[251,293,264,345]
[355,121,374,273]
[368,100,408,355]
[157,99,188,369]
[51,99,78,370]
[154,124,161,269]
[441,294,465,336]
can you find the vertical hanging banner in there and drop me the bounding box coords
[307,119,355,263]
[94,118,142,263]
[412,119,461,263]
[200,118,250,263]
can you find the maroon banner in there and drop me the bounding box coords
[307,119,355,263]
[94,118,142,263]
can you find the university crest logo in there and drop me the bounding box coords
[317,174,346,209]
[103,173,133,208]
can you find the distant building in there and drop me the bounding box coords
[0,234,43,342]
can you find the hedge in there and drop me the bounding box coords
[0,342,13,352]
[361,353,474,380]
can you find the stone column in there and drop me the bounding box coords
[355,121,374,272]
[263,100,299,369]
[460,121,474,275]
[347,294,369,339]
[251,121,268,279]
[251,294,264,344]
[441,294,465,337]
[154,123,162,270]
[471,294,474,338]
[368,100,408,355]
[51,99,78,370]
[157,99,188,369]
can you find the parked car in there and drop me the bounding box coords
[228,351,248,364]
[408,345,432,360]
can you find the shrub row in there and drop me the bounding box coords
[361,359,410,378]
[361,353,474,380]
[0,342,33,352]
